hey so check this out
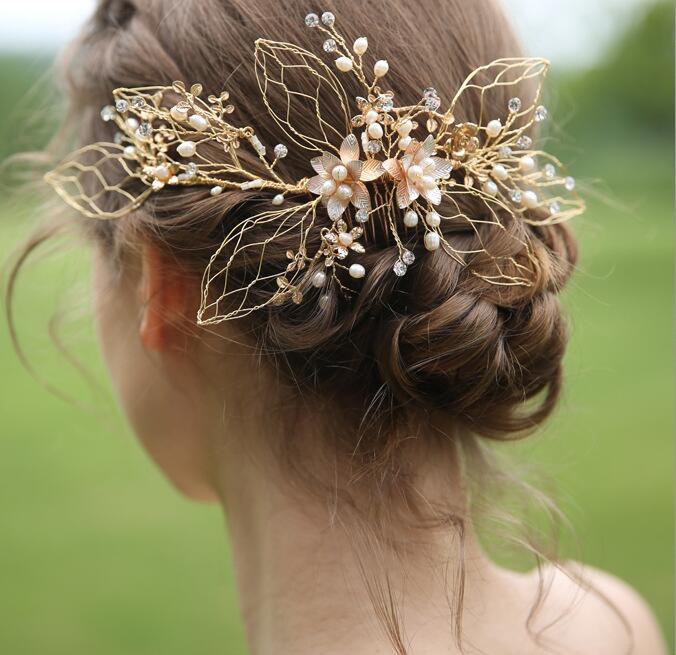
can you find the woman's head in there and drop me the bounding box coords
[44,0,577,500]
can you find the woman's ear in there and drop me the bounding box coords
[139,244,194,352]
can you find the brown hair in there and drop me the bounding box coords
[8,0,587,651]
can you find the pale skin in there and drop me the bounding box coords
[92,244,668,655]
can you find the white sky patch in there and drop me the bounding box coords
[0,0,654,69]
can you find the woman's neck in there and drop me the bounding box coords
[215,431,513,655]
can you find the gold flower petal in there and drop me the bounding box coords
[310,156,327,176]
[322,152,342,174]
[430,157,453,180]
[327,196,348,221]
[340,134,360,164]
[423,185,442,205]
[418,134,437,161]
[396,178,415,208]
[308,175,326,195]
[361,159,384,182]
[382,158,402,180]
[347,160,363,181]
[351,181,370,210]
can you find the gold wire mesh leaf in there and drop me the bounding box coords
[198,200,320,324]
[44,143,152,220]
[254,39,352,154]
[446,57,550,131]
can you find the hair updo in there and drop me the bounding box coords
[53,0,577,459]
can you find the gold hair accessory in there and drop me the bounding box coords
[46,10,584,324]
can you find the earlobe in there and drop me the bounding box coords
[139,244,192,352]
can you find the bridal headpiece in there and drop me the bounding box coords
[46,11,584,324]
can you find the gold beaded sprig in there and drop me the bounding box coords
[46,10,585,324]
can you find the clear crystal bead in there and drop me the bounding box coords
[274,144,288,159]
[499,146,513,159]
[136,122,153,139]
[325,232,337,244]
[402,250,415,265]
[423,87,437,98]
[516,135,533,150]
[510,189,523,204]
[565,176,576,191]
[304,13,319,27]
[508,97,522,113]
[393,260,408,277]
[185,162,198,178]
[367,140,382,154]
[425,96,441,111]
[544,163,556,178]
[534,105,548,122]
[355,209,369,223]
[131,96,146,110]
[549,201,561,215]
[323,38,337,53]
[115,99,129,113]
[336,246,349,260]
[100,105,116,122]
[321,11,335,26]
[377,96,394,112]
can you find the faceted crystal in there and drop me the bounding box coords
[131,96,146,110]
[510,189,523,204]
[377,96,394,112]
[549,201,561,215]
[185,162,198,178]
[321,11,335,26]
[393,260,408,277]
[274,144,288,159]
[136,122,153,139]
[565,176,576,191]
[508,97,522,113]
[325,232,338,244]
[423,87,437,98]
[516,135,533,150]
[425,96,441,111]
[100,105,116,122]
[402,250,416,265]
[544,163,556,178]
[499,146,513,159]
[534,105,548,122]
[367,140,382,154]
[323,39,337,53]
[355,209,370,223]
[304,13,319,27]
[115,99,129,113]
[336,246,349,260]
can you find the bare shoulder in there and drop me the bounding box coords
[525,562,668,655]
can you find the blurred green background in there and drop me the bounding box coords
[1,2,673,653]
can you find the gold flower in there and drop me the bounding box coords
[382,134,453,209]
[320,219,365,266]
[308,134,384,221]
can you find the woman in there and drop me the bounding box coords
[11,0,667,652]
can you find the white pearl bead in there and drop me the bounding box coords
[425,210,441,227]
[336,56,353,72]
[338,232,353,247]
[397,120,413,137]
[422,175,437,190]
[154,164,171,182]
[486,119,502,139]
[189,114,209,131]
[349,263,366,279]
[272,194,285,206]
[312,271,327,288]
[398,136,412,150]
[210,186,223,196]
[353,37,368,56]
[170,105,189,122]
[126,117,139,130]
[367,122,383,139]
[519,156,536,173]
[332,165,348,182]
[321,180,337,196]
[336,183,353,201]
[407,164,423,181]
[483,180,499,196]
[365,109,379,124]
[523,190,539,208]
[123,145,136,158]
[177,141,197,158]
[404,210,419,228]
[492,164,509,181]
[373,60,389,77]
[424,232,441,251]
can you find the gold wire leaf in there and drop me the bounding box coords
[197,200,319,324]
[254,39,352,154]
[446,58,550,131]
[44,143,152,220]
